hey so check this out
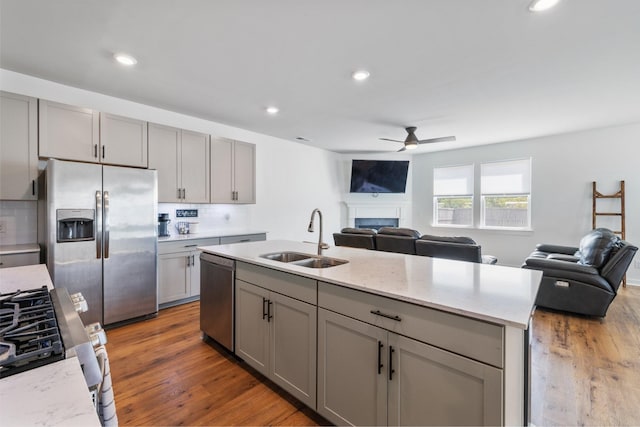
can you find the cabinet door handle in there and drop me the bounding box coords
[94,144,98,158]
[102,145,106,159]
[191,254,195,265]
[186,255,191,267]
[262,297,268,320]
[370,310,402,322]
[378,341,384,375]
[389,346,395,381]
[32,180,35,196]
[177,188,181,199]
[267,300,273,322]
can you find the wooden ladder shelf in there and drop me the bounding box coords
[592,180,626,286]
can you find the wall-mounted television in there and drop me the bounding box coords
[349,160,410,193]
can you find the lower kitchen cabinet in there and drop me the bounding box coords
[318,308,503,426]
[235,279,317,409]
[158,250,200,305]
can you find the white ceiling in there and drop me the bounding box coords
[1,0,639,154]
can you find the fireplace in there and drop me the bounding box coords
[354,217,399,231]
[344,202,411,229]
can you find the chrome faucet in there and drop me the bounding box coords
[308,208,329,255]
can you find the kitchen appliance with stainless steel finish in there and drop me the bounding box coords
[39,159,158,326]
[200,253,235,352]
[158,213,170,237]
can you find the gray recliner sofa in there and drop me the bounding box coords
[522,228,638,317]
[416,235,497,264]
[332,227,377,250]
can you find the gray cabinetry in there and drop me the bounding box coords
[38,99,148,168]
[158,237,219,306]
[38,99,99,163]
[99,112,148,167]
[317,282,504,426]
[0,92,38,200]
[210,137,255,204]
[149,123,210,203]
[235,263,316,408]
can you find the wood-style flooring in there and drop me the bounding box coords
[106,286,640,426]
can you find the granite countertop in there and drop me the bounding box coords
[158,228,266,242]
[0,358,100,426]
[198,240,542,329]
[0,243,40,255]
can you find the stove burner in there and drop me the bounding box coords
[0,287,64,378]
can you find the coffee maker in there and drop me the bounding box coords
[158,213,171,237]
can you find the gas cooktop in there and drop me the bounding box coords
[0,286,65,378]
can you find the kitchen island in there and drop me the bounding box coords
[199,240,542,426]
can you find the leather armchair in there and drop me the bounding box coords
[375,227,420,255]
[522,228,638,317]
[416,235,498,264]
[333,227,377,250]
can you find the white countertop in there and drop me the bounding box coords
[198,240,542,329]
[0,358,100,427]
[0,263,53,293]
[159,228,266,242]
[0,264,100,427]
[0,243,40,255]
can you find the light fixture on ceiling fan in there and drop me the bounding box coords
[379,127,456,152]
[528,0,560,12]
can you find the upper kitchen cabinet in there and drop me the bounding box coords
[39,100,148,168]
[0,92,38,200]
[99,113,148,167]
[38,99,100,163]
[148,123,210,203]
[210,137,255,204]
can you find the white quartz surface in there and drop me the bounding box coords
[158,228,266,242]
[198,240,542,329]
[0,264,53,293]
[0,358,100,427]
[0,243,40,255]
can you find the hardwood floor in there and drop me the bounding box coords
[106,287,640,426]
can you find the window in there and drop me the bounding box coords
[480,159,531,229]
[433,165,474,227]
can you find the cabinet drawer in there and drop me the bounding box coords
[318,282,504,368]
[159,237,220,254]
[237,262,316,305]
[220,233,266,245]
[0,252,40,268]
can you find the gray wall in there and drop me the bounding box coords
[411,122,640,284]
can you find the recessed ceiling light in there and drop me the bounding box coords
[528,0,560,12]
[352,70,370,81]
[266,106,279,115]
[114,53,137,66]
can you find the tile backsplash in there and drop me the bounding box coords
[158,203,251,235]
[0,200,37,245]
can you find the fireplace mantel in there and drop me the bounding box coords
[344,201,411,228]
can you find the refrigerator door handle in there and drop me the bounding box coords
[103,191,110,258]
[96,191,102,259]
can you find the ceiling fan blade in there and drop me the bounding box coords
[379,137,404,143]
[397,146,406,152]
[417,135,456,144]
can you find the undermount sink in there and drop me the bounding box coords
[260,251,348,269]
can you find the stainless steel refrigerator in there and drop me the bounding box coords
[40,159,158,326]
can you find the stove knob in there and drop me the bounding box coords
[85,322,108,346]
[70,293,88,313]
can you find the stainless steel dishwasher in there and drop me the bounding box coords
[200,253,235,352]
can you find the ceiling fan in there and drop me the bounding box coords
[380,127,456,152]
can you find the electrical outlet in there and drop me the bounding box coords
[0,220,6,234]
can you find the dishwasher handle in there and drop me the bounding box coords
[200,252,235,270]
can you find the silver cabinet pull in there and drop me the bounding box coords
[94,144,98,158]
[182,188,186,199]
[103,191,110,258]
[177,188,181,199]
[186,255,191,267]
[102,145,106,159]
[96,191,102,259]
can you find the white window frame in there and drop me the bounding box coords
[479,158,532,230]
[432,164,474,228]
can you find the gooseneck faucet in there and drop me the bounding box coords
[308,208,329,255]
